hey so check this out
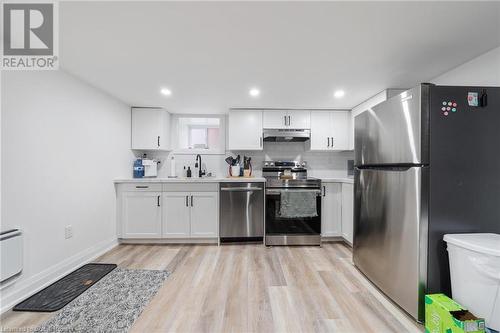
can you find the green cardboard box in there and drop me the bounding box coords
[425,294,486,333]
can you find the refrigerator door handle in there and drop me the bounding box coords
[356,164,425,171]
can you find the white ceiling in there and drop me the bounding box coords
[60,1,500,113]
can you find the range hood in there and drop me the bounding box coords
[263,129,310,142]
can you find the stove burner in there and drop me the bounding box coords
[262,160,320,189]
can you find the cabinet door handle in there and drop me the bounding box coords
[327,137,330,147]
[330,137,334,148]
[323,186,326,197]
[190,195,194,207]
[284,115,287,126]
[157,195,161,207]
[185,196,188,207]
[136,185,149,189]
[288,116,291,126]
[157,136,160,147]
[260,137,263,148]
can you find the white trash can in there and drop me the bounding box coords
[444,233,500,331]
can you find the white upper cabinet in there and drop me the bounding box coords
[309,112,331,150]
[287,110,311,129]
[263,111,287,129]
[330,111,350,150]
[309,111,350,151]
[263,110,310,129]
[131,107,170,150]
[228,110,263,150]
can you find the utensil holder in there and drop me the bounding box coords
[230,165,240,177]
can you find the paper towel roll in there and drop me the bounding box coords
[170,156,176,177]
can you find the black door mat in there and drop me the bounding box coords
[13,263,117,312]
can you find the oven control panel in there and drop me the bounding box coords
[263,160,307,168]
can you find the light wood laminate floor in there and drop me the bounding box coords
[1,242,423,332]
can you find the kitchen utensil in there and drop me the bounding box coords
[244,156,252,169]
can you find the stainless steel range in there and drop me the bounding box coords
[263,161,322,246]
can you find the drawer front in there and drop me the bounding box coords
[163,183,218,192]
[118,183,162,192]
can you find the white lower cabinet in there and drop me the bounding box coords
[189,192,218,238]
[321,181,354,244]
[321,183,342,237]
[118,183,218,241]
[121,191,162,238]
[341,183,354,244]
[162,192,190,238]
[162,191,218,239]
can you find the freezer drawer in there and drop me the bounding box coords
[219,183,264,240]
[353,166,428,321]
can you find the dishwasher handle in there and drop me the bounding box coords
[220,187,263,192]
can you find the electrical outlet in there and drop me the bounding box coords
[65,225,73,239]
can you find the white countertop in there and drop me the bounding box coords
[320,177,354,184]
[114,177,352,184]
[114,177,266,184]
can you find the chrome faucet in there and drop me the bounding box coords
[195,154,205,178]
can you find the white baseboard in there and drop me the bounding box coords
[119,238,218,244]
[0,237,118,315]
[321,236,344,242]
[321,236,352,247]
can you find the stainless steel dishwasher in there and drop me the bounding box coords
[219,182,264,243]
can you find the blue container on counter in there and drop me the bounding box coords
[133,159,144,178]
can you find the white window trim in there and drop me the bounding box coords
[171,114,226,155]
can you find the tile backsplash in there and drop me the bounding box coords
[347,159,355,176]
[231,142,354,178]
[136,142,354,178]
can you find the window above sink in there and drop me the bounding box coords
[171,114,226,154]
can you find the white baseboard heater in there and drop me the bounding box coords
[0,229,23,282]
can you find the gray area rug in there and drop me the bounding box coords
[36,267,170,333]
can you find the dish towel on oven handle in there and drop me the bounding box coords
[279,190,318,218]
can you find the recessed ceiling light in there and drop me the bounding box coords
[249,88,260,97]
[334,90,345,98]
[160,88,172,96]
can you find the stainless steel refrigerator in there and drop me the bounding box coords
[353,83,500,322]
